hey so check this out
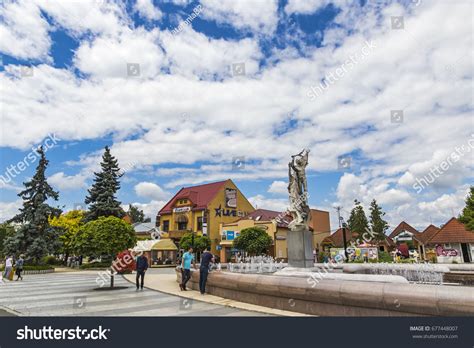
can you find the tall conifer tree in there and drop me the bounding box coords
[459,186,474,231]
[85,146,124,221]
[4,147,61,263]
[347,199,369,238]
[369,199,389,242]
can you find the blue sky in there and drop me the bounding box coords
[0,0,472,230]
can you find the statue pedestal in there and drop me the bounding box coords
[287,224,313,268]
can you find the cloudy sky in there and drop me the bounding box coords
[0,0,472,232]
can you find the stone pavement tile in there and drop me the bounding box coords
[123,272,311,317]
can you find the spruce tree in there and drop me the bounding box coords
[347,199,369,238]
[459,186,474,231]
[127,204,151,223]
[369,199,389,242]
[4,147,62,263]
[85,146,125,221]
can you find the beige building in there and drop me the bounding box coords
[219,208,331,262]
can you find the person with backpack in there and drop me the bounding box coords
[199,248,215,295]
[135,253,149,290]
[15,255,24,281]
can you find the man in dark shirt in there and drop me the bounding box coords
[135,254,149,290]
[199,248,215,294]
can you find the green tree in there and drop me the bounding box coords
[127,204,151,223]
[4,147,62,263]
[347,199,369,239]
[459,186,474,231]
[72,216,136,288]
[0,223,15,259]
[233,227,273,256]
[84,146,125,221]
[179,233,211,253]
[49,210,85,264]
[369,199,389,242]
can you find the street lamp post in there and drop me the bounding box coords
[342,222,349,262]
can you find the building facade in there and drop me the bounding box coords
[156,179,255,255]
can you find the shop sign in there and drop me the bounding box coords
[435,245,458,257]
[173,206,190,213]
[225,188,237,208]
[215,204,241,217]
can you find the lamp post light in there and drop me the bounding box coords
[342,222,349,262]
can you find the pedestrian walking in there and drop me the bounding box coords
[3,256,13,281]
[180,247,196,291]
[15,255,24,281]
[199,248,215,295]
[135,253,148,290]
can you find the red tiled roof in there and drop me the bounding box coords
[424,218,474,244]
[322,228,357,247]
[244,209,291,228]
[419,224,440,244]
[322,228,394,248]
[158,180,227,214]
[389,221,420,239]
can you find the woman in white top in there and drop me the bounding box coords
[3,256,13,280]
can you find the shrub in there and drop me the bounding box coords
[378,251,393,263]
[79,262,112,269]
[42,255,61,265]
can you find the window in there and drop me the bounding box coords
[176,214,188,231]
[197,217,203,231]
[162,220,170,232]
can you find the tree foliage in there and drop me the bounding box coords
[4,147,61,263]
[459,186,474,231]
[179,233,211,253]
[72,216,136,259]
[49,210,85,260]
[127,204,151,223]
[233,227,273,256]
[0,223,15,259]
[84,146,125,221]
[347,199,369,238]
[369,199,389,241]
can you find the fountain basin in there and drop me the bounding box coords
[175,269,474,316]
[274,267,409,283]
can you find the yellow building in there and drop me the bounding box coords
[219,209,291,262]
[156,179,255,254]
[219,208,331,262]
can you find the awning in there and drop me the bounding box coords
[151,239,178,251]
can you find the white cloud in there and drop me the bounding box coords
[74,28,165,78]
[248,194,288,212]
[0,0,472,230]
[48,172,88,191]
[134,182,169,201]
[268,180,288,195]
[134,0,162,21]
[0,199,22,222]
[0,1,51,60]
[127,200,167,224]
[160,28,261,79]
[200,0,279,35]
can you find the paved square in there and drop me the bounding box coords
[0,271,267,317]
